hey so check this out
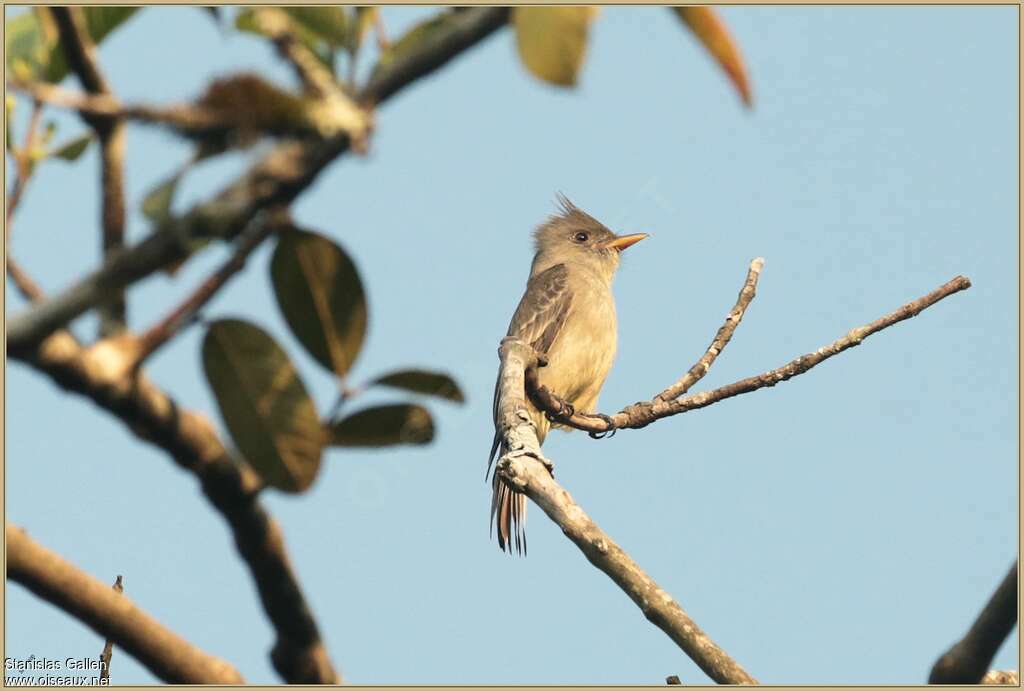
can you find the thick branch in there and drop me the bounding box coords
[9,332,339,683]
[6,7,511,354]
[929,562,1018,684]
[495,338,757,685]
[7,525,244,684]
[531,275,972,434]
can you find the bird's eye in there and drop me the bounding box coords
[573,231,589,243]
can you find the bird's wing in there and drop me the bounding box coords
[488,264,573,474]
[506,263,573,355]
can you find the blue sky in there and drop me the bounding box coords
[5,5,1018,684]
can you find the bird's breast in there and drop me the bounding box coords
[539,287,617,413]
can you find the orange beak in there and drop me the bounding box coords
[604,233,649,252]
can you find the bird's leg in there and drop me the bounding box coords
[543,391,575,422]
[586,413,618,440]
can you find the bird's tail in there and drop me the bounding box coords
[490,474,527,555]
[487,432,528,555]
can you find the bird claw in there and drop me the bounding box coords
[587,413,617,440]
[544,397,575,422]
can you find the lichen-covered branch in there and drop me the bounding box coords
[929,562,1018,684]
[494,338,757,685]
[7,525,244,684]
[9,332,339,684]
[6,7,511,355]
[530,274,972,435]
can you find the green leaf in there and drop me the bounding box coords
[327,404,435,447]
[43,8,140,83]
[202,318,323,493]
[271,227,367,380]
[371,10,452,75]
[49,132,93,162]
[346,7,378,55]
[283,7,349,46]
[140,171,183,224]
[5,94,16,150]
[234,7,334,71]
[369,369,465,404]
[513,7,598,88]
[4,11,52,81]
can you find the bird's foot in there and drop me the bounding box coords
[586,413,617,440]
[544,395,575,422]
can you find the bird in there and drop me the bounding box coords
[487,196,648,554]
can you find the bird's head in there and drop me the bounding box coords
[530,195,648,281]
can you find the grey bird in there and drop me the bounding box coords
[487,196,647,554]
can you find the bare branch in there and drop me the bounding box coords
[135,213,283,366]
[655,257,763,401]
[6,7,511,355]
[99,575,124,684]
[930,562,1018,684]
[6,100,46,303]
[9,332,340,683]
[531,274,972,435]
[50,7,128,337]
[494,338,757,685]
[7,525,244,684]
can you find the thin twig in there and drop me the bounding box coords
[6,7,512,355]
[929,561,1018,684]
[6,100,46,302]
[50,7,128,336]
[8,526,243,684]
[99,575,124,684]
[655,257,764,401]
[530,274,972,434]
[135,215,283,366]
[494,339,757,685]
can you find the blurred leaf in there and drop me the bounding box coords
[346,6,379,54]
[5,11,52,81]
[235,7,334,71]
[5,94,16,150]
[670,7,752,107]
[44,8,140,83]
[49,132,93,162]
[200,7,223,30]
[202,319,323,493]
[327,404,435,447]
[140,171,183,224]
[370,369,465,404]
[513,7,597,87]
[271,227,367,380]
[371,10,453,75]
[283,7,349,46]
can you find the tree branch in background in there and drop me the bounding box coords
[134,212,285,367]
[494,338,757,685]
[50,7,128,337]
[8,331,339,684]
[929,561,1018,684]
[7,526,244,684]
[6,99,46,303]
[529,274,972,435]
[6,7,512,355]
[99,575,125,684]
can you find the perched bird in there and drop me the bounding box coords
[487,196,647,554]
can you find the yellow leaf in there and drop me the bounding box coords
[513,7,598,88]
[672,7,752,107]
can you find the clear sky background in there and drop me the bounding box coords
[5,5,1018,685]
